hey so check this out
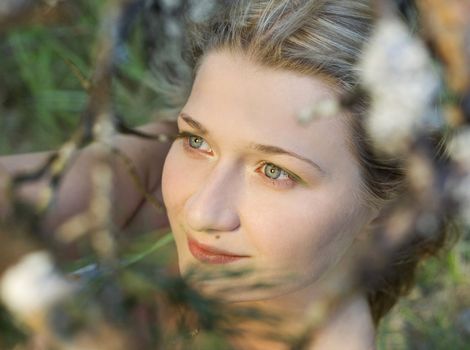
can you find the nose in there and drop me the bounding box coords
[184,161,241,234]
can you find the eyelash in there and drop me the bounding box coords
[175,131,300,189]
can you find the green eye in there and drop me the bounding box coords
[264,163,283,180]
[257,162,300,189]
[176,131,213,154]
[189,135,205,149]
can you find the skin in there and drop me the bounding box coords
[161,49,377,312]
[0,122,176,234]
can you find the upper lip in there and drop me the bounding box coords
[187,235,250,257]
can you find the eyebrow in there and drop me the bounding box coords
[179,113,326,175]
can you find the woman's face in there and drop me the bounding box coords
[162,50,375,301]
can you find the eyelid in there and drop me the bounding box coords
[175,130,195,140]
[175,130,204,144]
[278,165,303,184]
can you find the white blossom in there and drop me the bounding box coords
[0,252,73,318]
[447,127,470,167]
[297,97,340,125]
[360,18,441,154]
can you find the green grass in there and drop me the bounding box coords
[377,230,470,349]
[0,0,160,154]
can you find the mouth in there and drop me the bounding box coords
[187,236,250,264]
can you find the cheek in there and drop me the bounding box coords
[247,186,364,275]
[161,144,201,230]
[162,143,205,207]
[162,144,200,267]
[161,144,184,213]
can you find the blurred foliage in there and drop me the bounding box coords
[0,0,161,154]
[378,246,470,349]
[0,0,469,349]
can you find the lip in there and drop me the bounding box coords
[187,237,250,264]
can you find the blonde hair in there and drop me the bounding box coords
[188,0,373,91]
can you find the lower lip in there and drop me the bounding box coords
[187,239,247,264]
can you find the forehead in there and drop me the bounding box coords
[192,50,338,124]
[185,50,359,177]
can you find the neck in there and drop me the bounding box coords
[229,289,376,350]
